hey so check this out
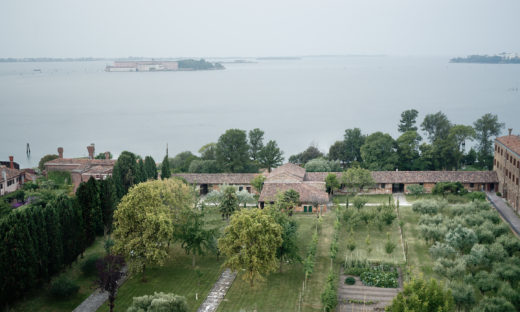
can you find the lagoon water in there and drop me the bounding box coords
[1,56,519,168]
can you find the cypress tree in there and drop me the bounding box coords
[76,177,103,245]
[161,154,171,179]
[99,177,117,233]
[138,158,146,183]
[25,206,49,283]
[44,203,63,276]
[112,151,138,199]
[144,156,158,179]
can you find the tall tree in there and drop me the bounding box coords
[360,132,398,170]
[248,128,265,161]
[137,158,146,183]
[38,154,59,172]
[96,255,125,312]
[266,207,301,272]
[325,173,340,195]
[99,177,117,233]
[341,167,375,195]
[144,156,158,180]
[421,111,452,143]
[76,178,103,245]
[250,174,266,194]
[113,179,194,279]
[328,141,347,168]
[387,278,455,312]
[473,113,504,169]
[218,186,239,221]
[258,140,284,172]
[343,128,366,166]
[112,151,138,199]
[396,131,422,170]
[174,208,216,267]
[216,129,251,172]
[169,151,199,173]
[398,109,420,133]
[289,145,324,165]
[161,154,171,179]
[218,208,282,287]
[198,143,217,160]
[448,125,475,169]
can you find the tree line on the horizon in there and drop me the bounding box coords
[160,111,504,176]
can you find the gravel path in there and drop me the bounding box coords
[196,268,236,312]
[486,192,520,237]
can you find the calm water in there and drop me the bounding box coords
[1,56,519,168]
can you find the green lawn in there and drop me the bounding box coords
[334,194,393,205]
[11,238,106,312]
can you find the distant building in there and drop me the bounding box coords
[0,156,25,196]
[494,129,520,212]
[105,61,179,72]
[44,144,116,191]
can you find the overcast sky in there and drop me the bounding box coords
[1,0,519,58]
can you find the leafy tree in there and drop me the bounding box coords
[266,207,301,272]
[396,131,422,170]
[76,178,103,245]
[127,292,188,312]
[328,140,347,168]
[169,151,199,173]
[421,111,452,143]
[248,128,265,161]
[96,255,125,312]
[471,297,515,312]
[38,154,59,172]
[448,125,475,169]
[175,208,216,267]
[112,151,138,199]
[305,157,341,172]
[273,189,300,216]
[236,190,255,208]
[188,159,221,173]
[218,186,238,220]
[473,113,504,169]
[445,224,477,254]
[449,282,476,311]
[341,167,375,195]
[251,174,266,194]
[113,179,194,278]
[325,173,340,195]
[198,142,217,160]
[387,277,455,312]
[360,132,398,170]
[342,128,366,166]
[352,196,368,210]
[289,145,323,165]
[216,129,251,172]
[407,184,424,196]
[143,156,157,180]
[398,109,420,133]
[161,154,171,179]
[258,140,284,172]
[218,208,282,287]
[95,152,113,159]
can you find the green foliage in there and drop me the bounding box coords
[385,233,397,254]
[449,282,476,310]
[178,58,222,70]
[143,156,158,179]
[321,269,338,311]
[47,170,72,186]
[113,151,139,198]
[248,128,264,161]
[250,174,266,194]
[398,109,419,133]
[406,184,424,196]
[218,186,238,220]
[81,255,100,276]
[352,196,368,210]
[266,207,301,271]
[126,292,188,312]
[445,224,477,254]
[258,139,284,172]
[218,208,282,287]
[412,199,446,215]
[49,276,79,299]
[188,159,221,173]
[99,177,117,233]
[471,296,515,312]
[216,129,254,173]
[174,208,216,267]
[95,152,113,159]
[433,182,466,196]
[113,179,195,276]
[305,157,341,172]
[473,113,504,169]
[343,128,366,166]
[76,177,103,245]
[387,277,455,312]
[360,132,398,170]
[325,173,340,195]
[396,131,422,170]
[360,265,399,288]
[38,154,58,172]
[169,151,199,173]
[161,154,171,179]
[341,167,375,194]
[421,111,452,143]
[345,276,356,285]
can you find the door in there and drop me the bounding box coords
[304,206,307,212]
[309,206,313,213]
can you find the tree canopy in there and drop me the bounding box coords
[360,132,398,170]
[216,129,252,173]
[258,140,284,172]
[398,109,419,133]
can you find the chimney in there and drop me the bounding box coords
[104,151,110,160]
[58,147,64,159]
[508,128,513,136]
[9,156,14,169]
[87,144,95,160]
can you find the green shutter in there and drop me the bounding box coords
[309,206,313,212]
[303,206,307,212]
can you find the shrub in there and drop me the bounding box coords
[496,235,520,257]
[81,255,100,276]
[406,184,424,196]
[473,271,500,294]
[465,191,486,202]
[352,196,368,210]
[412,200,445,215]
[419,214,444,226]
[380,206,397,225]
[449,282,476,311]
[49,276,79,298]
[445,225,477,254]
[321,269,338,312]
[385,233,396,254]
[127,292,188,312]
[471,296,515,312]
[359,264,399,288]
[496,191,502,197]
[345,276,356,285]
[387,278,454,312]
[429,242,456,260]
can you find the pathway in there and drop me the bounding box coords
[197,268,237,312]
[486,192,520,237]
[393,193,411,206]
[72,267,128,312]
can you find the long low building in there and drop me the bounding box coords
[174,163,498,213]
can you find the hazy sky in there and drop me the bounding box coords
[1,0,519,57]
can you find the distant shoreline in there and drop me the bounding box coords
[450,54,520,64]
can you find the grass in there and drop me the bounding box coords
[334,194,393,205]
[11,237,106,312]
[218,213,331,312]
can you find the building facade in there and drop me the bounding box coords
[494,130,520,212]
[45,144,116,191]
[0,156,25,196]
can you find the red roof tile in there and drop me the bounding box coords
[496,135,520,157]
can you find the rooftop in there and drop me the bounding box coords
[496,134,520,156]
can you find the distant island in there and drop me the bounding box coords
[105,59,224,72]
[256,56,301,60]
[450,53,520,64]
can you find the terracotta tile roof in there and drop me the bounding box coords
[46,158,116,166]
[304,171,498,184]
[266,163,306,183]
[496,135,520,156]
[258,182,329,204]
[173,173,260,184]
[0,165,23,182]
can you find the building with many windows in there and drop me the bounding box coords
[494,129,520,212]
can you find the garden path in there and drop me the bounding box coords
[486,192,520,237]
[196,268,236,312]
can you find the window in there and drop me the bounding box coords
[470,183,474,188]
[380,183,386,189]
[420,183,424,186]
[7,179,13,186]
[239,186,243,191]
